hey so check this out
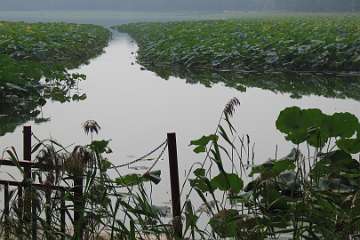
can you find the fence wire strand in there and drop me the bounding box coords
[110,139,167,170]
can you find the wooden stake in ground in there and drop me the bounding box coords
[167,133,182,238]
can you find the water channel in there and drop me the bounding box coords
[1,32,360,204]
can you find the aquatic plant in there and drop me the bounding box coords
[2,99,360,239]
[181,102,360,239]
[116,16,360,74]
[0,21,111,136]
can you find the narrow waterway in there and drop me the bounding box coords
[1,33,360,203]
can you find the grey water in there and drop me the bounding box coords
[1,33,360,204]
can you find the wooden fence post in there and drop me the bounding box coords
[32,189,37,240]
[17,186,24,238]
[61,190,66,240]
[73,176,84,239]
[167,133,182,238]
[23,126,32,223]
[4,183,10,239]
[45,189,52,237]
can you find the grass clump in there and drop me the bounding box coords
[117,16,360,73]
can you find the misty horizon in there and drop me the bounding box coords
[1,0,359,12]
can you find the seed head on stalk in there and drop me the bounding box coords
[82,120,101,141]
[223,97,240,117]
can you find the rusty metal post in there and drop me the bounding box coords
[23,126,32,223]
[167,133,182,238]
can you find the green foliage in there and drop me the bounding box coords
[117,16,360,73]
[3,101,360,239]
[186,103,360,239]
[210,173,243,193]
[116,174,145,187]
[116,17,360,107]
[190,134,218,153]
[0,21,111,136]
[276,107,324,145]
[276,106,360,148]
[89,140,111,154]
[0,126,170,239]
[250,156,296,179]
[209,210,264,239]
[0,21,110,71]
[312,150,360,179]
[209,209,239,238]
[337,138,360,154]
[115,170,162,187]
[189,175,214,193]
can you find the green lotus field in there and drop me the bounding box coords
[0,21,111,136]
[117,16,360,73]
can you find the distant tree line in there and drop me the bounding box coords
[1,0,359,12]
[253,0,360,12]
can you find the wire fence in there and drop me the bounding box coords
[0,126,181,239]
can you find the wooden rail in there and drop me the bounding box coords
[0,159,62,170]
[0,179,73,192]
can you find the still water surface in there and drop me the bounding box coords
[1,33,360,201]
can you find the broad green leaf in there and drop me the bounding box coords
[312,150,360,177]
[115,174,143,187]
[211,173,243,193]
[337,138,360,154]
[115,171,162,186]
[322,113,359,138]
[190,134,218,153]
[189,176,213,193]
[276,107,325,145]
[89,140,110,154]
[194,168,206,177]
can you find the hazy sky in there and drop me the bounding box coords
[1,0,358,11]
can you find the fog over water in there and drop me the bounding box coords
[0,0,360,222]
[1,0,359,12]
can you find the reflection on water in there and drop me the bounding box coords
[148,66,360,100]
[0,92,40,136]
[0,76,86,136]
[1,34,360,203]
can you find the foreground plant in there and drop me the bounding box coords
[0,120,171,239]
[183,103,360,239]
[1,99,360,239]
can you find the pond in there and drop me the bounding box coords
[1,32,360,203]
